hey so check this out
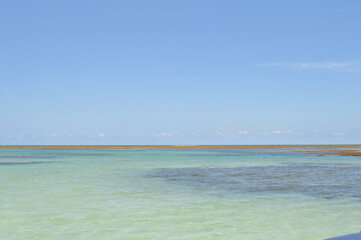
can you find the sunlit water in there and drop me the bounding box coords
[0,148,360,240]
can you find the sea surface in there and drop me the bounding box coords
[0,148,360,240]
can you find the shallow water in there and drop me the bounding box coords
[0,148,360,240]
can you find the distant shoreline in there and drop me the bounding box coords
[0,145,360,156]
[0,144,360,149]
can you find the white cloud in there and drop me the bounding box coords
[98,133,105,138]
[332,132,345,136]
[256,132,267,136]
[264,61,361,72]
[191,131,200,137]
[125,132,178,138]
[153,132,173,137]
[216,132,225,137]
[124,133,147,138]
[270,130,294,135]
[237,131,249,135]
[7,134,23,139]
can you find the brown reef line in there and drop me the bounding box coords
[0,145,361,156]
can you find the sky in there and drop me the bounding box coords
[1,0,361,145]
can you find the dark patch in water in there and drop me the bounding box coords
[149,163,361,199]
[63,153,110,156]
[0,153,111,159]
[0,156,59,159]
[0,161,56,166]
[49,153,111,157]
[184,149,308,158]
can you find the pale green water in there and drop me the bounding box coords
[0,148,360,240]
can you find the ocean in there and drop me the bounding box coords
[0,148,360,240]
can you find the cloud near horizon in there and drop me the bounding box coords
[263,61,361,72]
[4,130,351,142]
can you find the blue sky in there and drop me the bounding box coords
[1,0,361,145]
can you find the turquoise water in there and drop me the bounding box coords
[0,148,360,240]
